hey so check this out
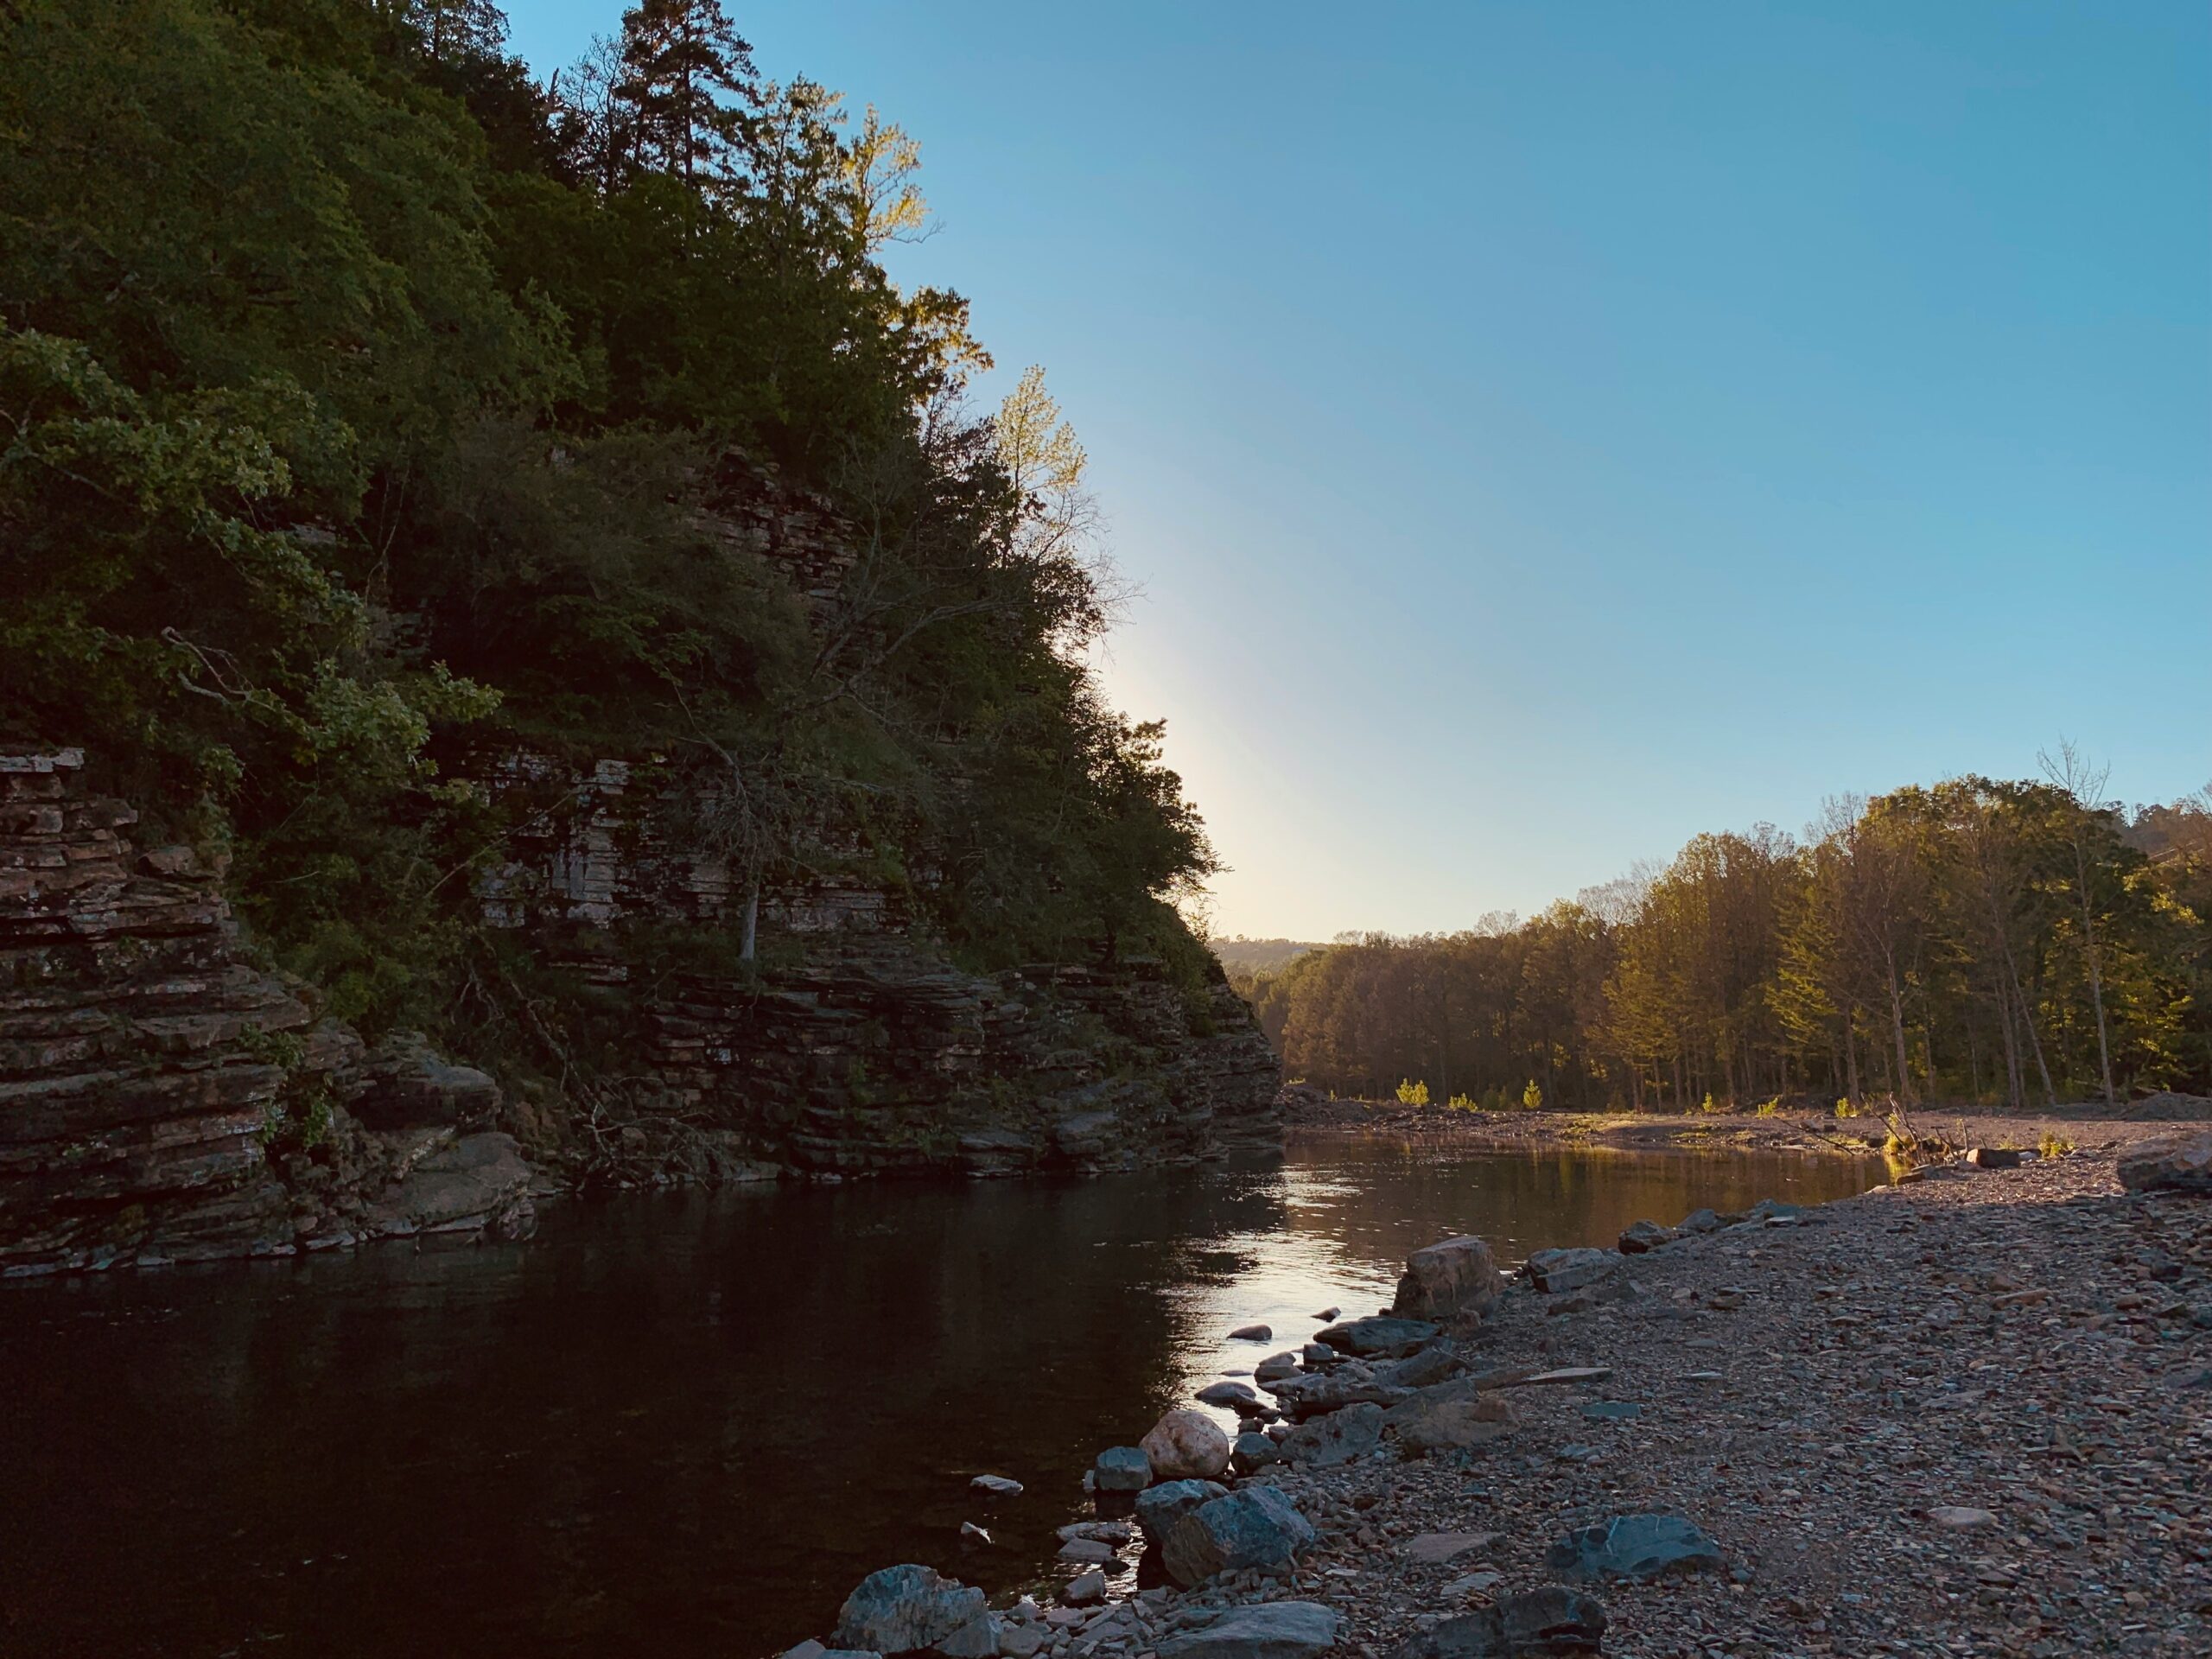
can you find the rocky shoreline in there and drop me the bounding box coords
[1280,1084,2212,1167]
[785,1127,2212,1659]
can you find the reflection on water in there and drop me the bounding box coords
[0,1139,1878,1657]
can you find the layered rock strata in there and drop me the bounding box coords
[0,751,534,1274]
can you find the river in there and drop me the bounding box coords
[0,1136,1882,1657]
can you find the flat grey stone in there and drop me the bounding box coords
[1313,1315,1440,1358]
[1546,1513,1726,1582]
[1522,1248,1621,1294]
[1382,1585,1606,1656]
[1156,1599,1339,1659]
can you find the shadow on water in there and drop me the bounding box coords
[0,1141,1880,1656]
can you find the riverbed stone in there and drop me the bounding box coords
[969,1474,1022,1497]
[1058,1537,1116,1564]
[1160,1486,1318,1586]
[1063,1569,1106,1605]
[1382,1384,1516,1453]
[1280,1401,1385,1465]
[1618,1219,1675,1254]
[1230,1322,1273,1340]
[997,1625,1044,1659]
[2118,1130,2212,1195]
[1135,1478,1228,1541]
[1254,1351,1301,1383]
[832,1564,988,1653]
[1141,1408,1232,1479]
[1394,1235,1504,1320]
[1382,1585,1606,1657]
[1233,1430,1281,1472]
[1156,1600,1339,1659]
[1197,1380,1260,1409]
[937,1615,1002,1659]
[1679,1207,1723,1233]
[1378,1344,1466,1389]
[1269,1361,1408,1419]
[1545,1514,1726,1582]
[1313,1315,1440,1358]
[1522,1248,1622,1294]
[1092,1446,1152,1491]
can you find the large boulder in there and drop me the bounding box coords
[1157,1601,1339,1659]
[1522,1248,1621,1294]
[1141,1408,1232,1480]
[1279,1402,1384,1466]
[2118,1131,2212,1196]
[831,1564,987,1653]
[1161,1487,1317,1586]
[1312,1316,1440,1358]
[1545,1514,1726,1582]
[1135,1478,1228,1542]
[1382,1586,1606,1656]
[1617,1219,1675,1254]
[1394,1236,1503,1320]
[1381,1383,1515,1454]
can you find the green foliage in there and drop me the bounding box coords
[1834,1097,1862,1118]
[1395,1078,1430,1108]
[1522,1078,1544,1111]
[2038,1130,2075,1160]
[0,0,1223,1048]
[1755,1096,1780,1117]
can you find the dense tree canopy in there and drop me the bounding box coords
[1247,782,2211,1110]
[0,0,1217,1034]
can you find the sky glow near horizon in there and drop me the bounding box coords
[510,1,2211,941]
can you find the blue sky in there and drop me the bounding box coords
[508,1,2210,939]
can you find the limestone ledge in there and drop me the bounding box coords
[0,751,533,1276]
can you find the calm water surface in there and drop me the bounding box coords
[0,1138,1880,1656]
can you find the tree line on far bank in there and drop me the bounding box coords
[1236,763,2212,1113]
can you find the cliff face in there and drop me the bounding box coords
[0,742,1281,1271]
[0,751,535,1275]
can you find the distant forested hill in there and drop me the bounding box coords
[1211,938,1326,978]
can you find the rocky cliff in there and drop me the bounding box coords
[0,750,536,1275]
[0,745,1281,1273]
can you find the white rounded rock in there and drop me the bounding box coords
[1139,1408,1232,1480]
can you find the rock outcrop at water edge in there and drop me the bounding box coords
[0,750,537,1274]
